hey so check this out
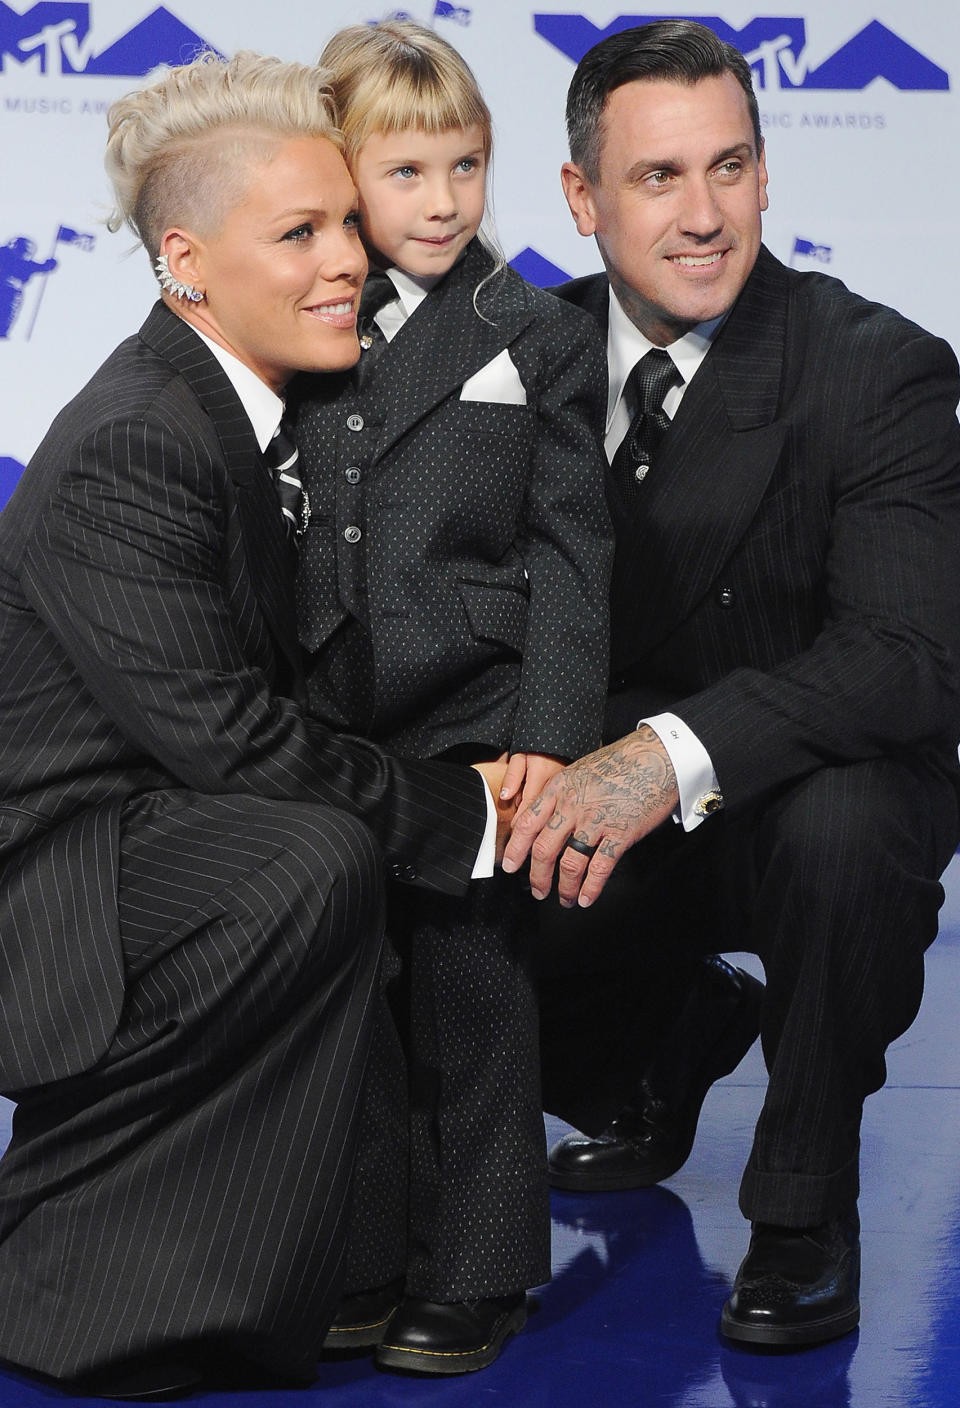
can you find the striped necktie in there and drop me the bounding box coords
[266,415,309,541]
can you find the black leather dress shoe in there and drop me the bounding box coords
[71,1355,205,1400]
[375,1292,527,1374]
[549,956,764,1191]
[322,1279,404,1350]
[720,1210,860,1347]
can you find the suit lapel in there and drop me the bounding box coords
[610,247,791,660]
[375,241,537,460]
[555,272,610,332]
[138,303,302,680]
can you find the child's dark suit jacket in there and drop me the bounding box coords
[294,238,611,760]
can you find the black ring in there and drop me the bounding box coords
[566,837,598,858]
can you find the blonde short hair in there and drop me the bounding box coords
[105,50,341,256]
[319,21,492,163]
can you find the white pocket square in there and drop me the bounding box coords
[459,348,527,405]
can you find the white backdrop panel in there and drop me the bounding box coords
[2,1,959,494]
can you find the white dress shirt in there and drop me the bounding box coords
[371,264,527,405]
[605,287,726,830]
[370,264,435,339]
[190,319,499,874]
[193,326,284,450]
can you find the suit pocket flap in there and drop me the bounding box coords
[447,400,534,438]
[457,579,528,651]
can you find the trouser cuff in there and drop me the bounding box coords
[738,1150,860,1226]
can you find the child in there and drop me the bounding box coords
[293,20,612,1374]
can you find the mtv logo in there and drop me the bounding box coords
[0,4,221,77]
[533,14,949,92]
[791,238,832,266]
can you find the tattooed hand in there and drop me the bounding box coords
[501,725,679,907]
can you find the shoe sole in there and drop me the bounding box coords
[720,1302,860,1347]
[549,1156,684,1191]
[72,1359,206,1400]
[549,970,764,1192]
[374,1302,527,1375]
[322,1309,396,1350]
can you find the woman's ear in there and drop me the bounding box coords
[156,228,205,301]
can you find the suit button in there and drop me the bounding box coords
[344,525,362,543]
[391,862,417,882]
[347,414,364,431]
[345,467,361,483]
[717,586,735,608]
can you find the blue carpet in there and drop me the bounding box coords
[3,857,960,1405]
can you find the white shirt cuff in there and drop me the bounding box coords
[642,712,720,832]
[472,773,498,878]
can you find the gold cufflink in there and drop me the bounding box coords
[694,790,723,816]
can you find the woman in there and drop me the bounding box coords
[0,51,498,1398]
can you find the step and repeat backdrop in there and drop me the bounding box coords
[2,1,959,503]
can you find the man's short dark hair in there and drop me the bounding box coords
[567,20,762,182]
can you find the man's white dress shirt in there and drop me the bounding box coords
[605,287,726,830]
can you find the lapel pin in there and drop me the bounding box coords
[298,490,311,537]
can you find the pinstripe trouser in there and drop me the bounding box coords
[0,791,386,1384]
[538,753,959,1226]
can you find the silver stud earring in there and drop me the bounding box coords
[154,253,204,303]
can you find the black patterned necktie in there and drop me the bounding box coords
[612,348,681,497]
[356,270,399,387]
[265,415,308,541]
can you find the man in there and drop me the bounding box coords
[507,20,960,1347]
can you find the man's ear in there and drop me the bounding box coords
[757,139,770,214]
[560,162,598,237]
[157,228,205,294]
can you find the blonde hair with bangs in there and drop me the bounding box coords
[320,21,504,299]
[105,49,341,258]
[319,21,492,164]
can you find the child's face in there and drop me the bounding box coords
[353,125,487,278]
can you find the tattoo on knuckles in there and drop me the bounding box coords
[530,734,677,860]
